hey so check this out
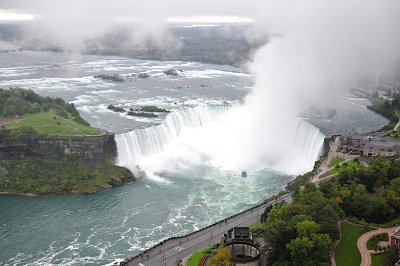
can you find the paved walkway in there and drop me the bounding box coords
[311,136,357,184]
[121,193,292,266]
[357,226,400,266]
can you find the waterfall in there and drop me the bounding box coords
[114,105,228,174]
[115,105,325,176]
[293,120,325,166]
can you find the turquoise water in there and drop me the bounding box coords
[0,51,389,265]
[0,168,290,265]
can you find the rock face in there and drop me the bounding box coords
[137,73,149,79]
[94,74,125,83]
[0,134,117,168]
[163,69,178,76]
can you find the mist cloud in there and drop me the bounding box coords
[2,0,400,172]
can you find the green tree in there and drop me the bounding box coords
[208,247,230,266]
[296,220,320,238]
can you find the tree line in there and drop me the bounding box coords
[0,87,88,126]
[254,156,400,265]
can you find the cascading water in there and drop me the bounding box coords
[115,105,229,174]
[115,104,325,177]
[293,120,325,165]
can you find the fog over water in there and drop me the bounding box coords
[1,0,400,264]
[0,51,389,265]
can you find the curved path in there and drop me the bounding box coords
[121,193,292,266]
[357,226,400,266]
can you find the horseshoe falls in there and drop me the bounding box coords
[115,105,325,179]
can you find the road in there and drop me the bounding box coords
[122,138,345,266]
[121,193,292,266]
[357,226,400,266]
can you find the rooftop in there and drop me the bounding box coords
[364,135,400,149]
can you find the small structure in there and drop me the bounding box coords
[241,171,247,178]
[343,130,400,157]
[223,227,260,266]
[391,229,400,245]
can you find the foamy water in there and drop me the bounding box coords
[0,51,389,265]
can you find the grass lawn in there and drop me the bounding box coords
[328,160,361,175]
[187,242,220,266]
[6,112,101,135]
[371,252,386,266]
[329,156,345,167]
[335,222,373,266]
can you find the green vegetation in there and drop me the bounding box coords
[376,215,400,227]
[367,91,400,131]
[0,156,133,195]
[187,242,221,266]
[0,88,100,136]
[0,88,89,125]
[232,62,242,68]
[379,245,400,266]
[367,233,389,251]
[127,111,158,118]
[371,253,386,266]
[140,106,169,113]
[107,105,169,117]
[107,104,126,113]
[0,127,39,144]
[95,74,124,83]
[252,184,339,265]
[328,157,400,223]
[327,159,361,175]
[329,156,345,167]
[254,154,400,265]
[5,112,101,135]
[208,246,230,266]
[0,88,134,196]
[335,222,371,266]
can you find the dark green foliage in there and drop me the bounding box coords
[0,88,89,126]
[127,111,158,118]
[95,74,124,83]
[258,156,400,265]
[0,127,39,144]
[333,157,400,223]
[254,191,337,265]
[0,156,134,195]
[140,106,169,113]
[380,245,400,266]
[367,92,400,129]
[367,233,388,250]
[107,104,126,113]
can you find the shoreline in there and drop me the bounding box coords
[0,180,135,198]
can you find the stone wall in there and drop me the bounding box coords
[0,134,117,167]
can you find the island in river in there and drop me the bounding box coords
[0,88,134,196]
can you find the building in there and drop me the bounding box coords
[391,229,400,245]
[344,130,400,157]
[223,227,260,266]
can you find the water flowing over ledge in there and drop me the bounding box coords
[115,105,325,177]
[114,105,229,174]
